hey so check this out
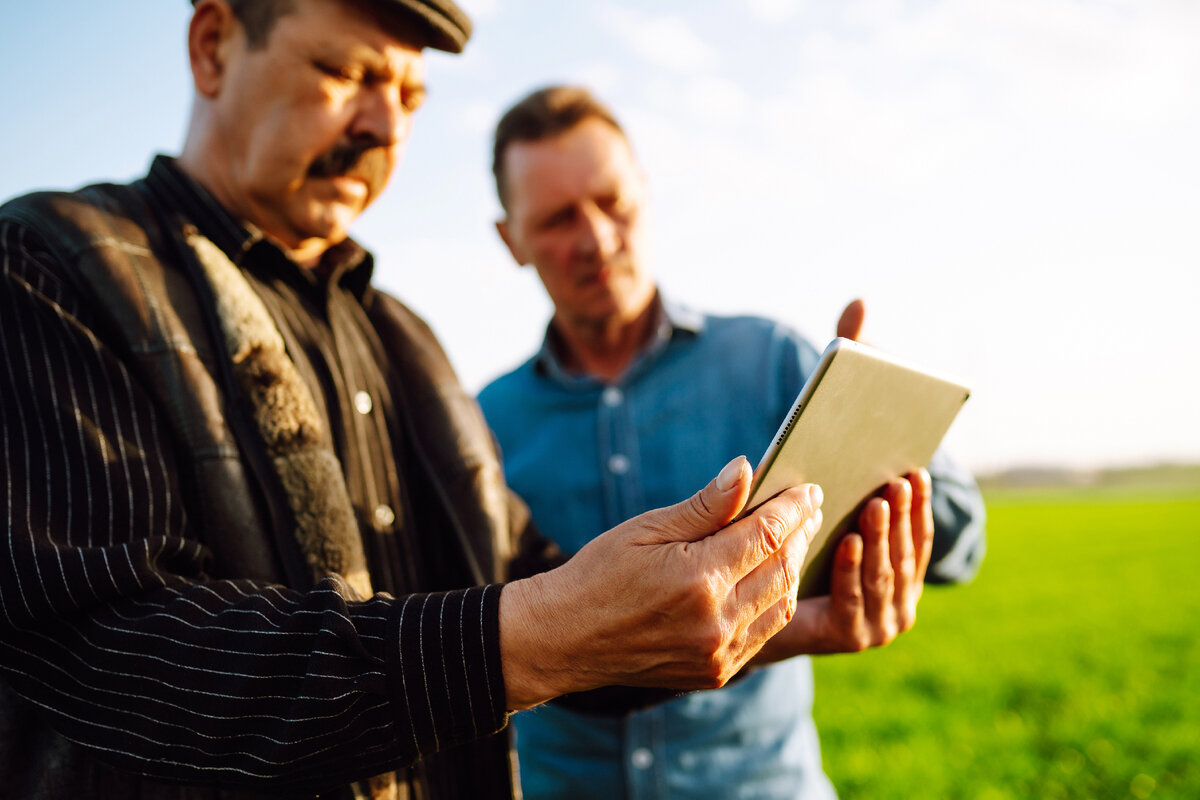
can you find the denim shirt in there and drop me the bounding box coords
[479,299,986,799]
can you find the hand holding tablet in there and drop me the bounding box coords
[743,337,970,598]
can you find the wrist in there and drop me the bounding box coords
[498,571,576,710]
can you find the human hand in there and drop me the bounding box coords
[752,469,934,660]
[499,457,824,710]
[836,298,866,342]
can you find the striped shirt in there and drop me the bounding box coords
[0,158,509,793]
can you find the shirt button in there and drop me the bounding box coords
[631,748,654,769]
[607,454,630,475]
[373,504,395,528]
[353,390,374,415]
[601,386,624,407]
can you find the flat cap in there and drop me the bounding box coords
[191,0,472,54]
[382,0,472,53]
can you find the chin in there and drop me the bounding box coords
[296,205,360,244]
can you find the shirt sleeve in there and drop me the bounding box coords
[923,448,987,584]
[0,219,508,792]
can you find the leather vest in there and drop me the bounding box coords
[0,181,534,799]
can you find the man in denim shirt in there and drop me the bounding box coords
[478,86,986,799]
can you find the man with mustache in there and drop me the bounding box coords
[479,86,986,799]
[0,2,849,798]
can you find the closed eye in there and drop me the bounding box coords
[539,207,576,230]
[314,60,359,82]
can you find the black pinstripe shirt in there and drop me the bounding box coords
[0,158,508,794]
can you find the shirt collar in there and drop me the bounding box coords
[533,291,706,387]
[143,155,375,300]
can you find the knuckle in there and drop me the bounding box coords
[763,596,794,638]
[687,572,714,598]
[691,488,716,522]
[702,650,730,688]
[866,573,893,598]
[716,661,739,688]
[683,571,723,611]
[756,511,790,554]
[779,553,798,593]
[874,562,895,586]
[696,622,727,661]
[776,595,797,633]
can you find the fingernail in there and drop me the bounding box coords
[716,456,747,492]
[809,484,823,508]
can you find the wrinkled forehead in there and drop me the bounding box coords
[505,119,643,211]
[248,0,430,85]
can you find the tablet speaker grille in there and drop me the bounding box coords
[775,404,802,447]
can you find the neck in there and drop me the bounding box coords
[177,132,329,269]
[553,294,660,383]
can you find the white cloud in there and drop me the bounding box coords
[842,0,906,28]
[598,5,719,72]
[458,101,502,136]
[683,76,751,124]
[746,0,804,23]
[875,0,1200,126]
[456,0,500,20]
[565,61,625,98]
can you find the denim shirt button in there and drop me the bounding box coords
[607,454,630,475]
[601,387,624,407]
[631,748,654,769]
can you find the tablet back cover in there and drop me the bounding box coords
[745,338,969,597]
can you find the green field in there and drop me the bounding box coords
[811,488,1200,799]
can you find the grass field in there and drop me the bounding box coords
[810,487,1200,799]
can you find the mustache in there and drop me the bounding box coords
[307,139,392,198]
[586,252,632,274]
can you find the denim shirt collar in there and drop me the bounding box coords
[533,291,706,389]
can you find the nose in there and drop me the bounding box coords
[578,203,620,263]
[350,83,410,147]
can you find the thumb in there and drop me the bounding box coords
[836,298,866,341]
[652,456,752,543]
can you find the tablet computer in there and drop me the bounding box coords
[743,337,970,598]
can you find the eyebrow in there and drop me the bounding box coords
[312,40,422,84]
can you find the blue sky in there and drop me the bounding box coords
[3,0,1199,472]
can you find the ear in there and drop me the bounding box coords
[188,0,239,98]
[495,219,528,266]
